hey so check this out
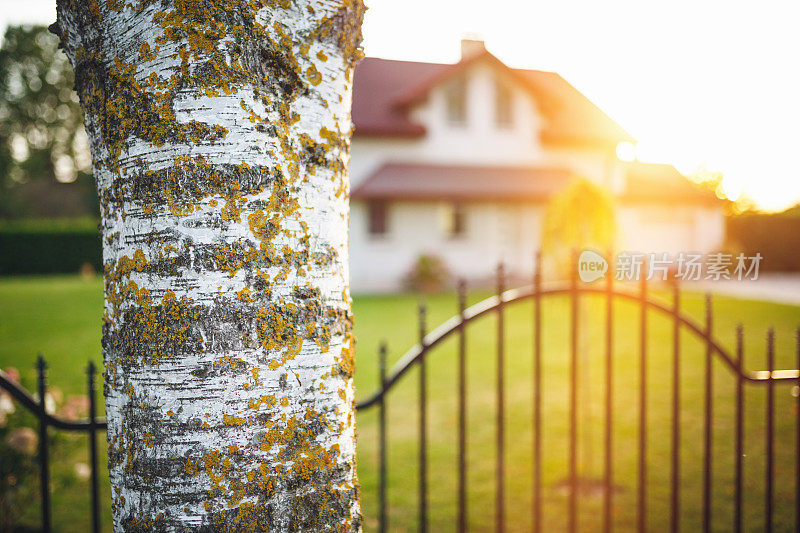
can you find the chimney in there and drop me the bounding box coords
[460,37,486,61]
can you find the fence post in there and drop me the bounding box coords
[87,361,100,533]
[496,263,506,533]
[36,354,51,533]
[378,342,388,533]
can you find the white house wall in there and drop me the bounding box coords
[350,200,545,292]
[351,199,725,292]
[617,205,725,255]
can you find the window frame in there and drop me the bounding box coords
[445,76,468,127]
[441,202,467,239]
[494,79,513,129]
[367,200,389,237]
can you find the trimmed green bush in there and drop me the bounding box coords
[727,212,800,272]
[0,219,101,275]
[403,254,450,293]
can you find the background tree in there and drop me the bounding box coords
[0,25,93,218]
[541,177,617,278]
[541,177,616,490]
[53,1,364,530]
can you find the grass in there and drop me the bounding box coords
[1,275,799,531]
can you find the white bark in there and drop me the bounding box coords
[53,1,364,530]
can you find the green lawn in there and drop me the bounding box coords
[1,276,799,531]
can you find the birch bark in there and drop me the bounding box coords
[52,1,364,530]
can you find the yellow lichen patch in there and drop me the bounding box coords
[332,330,356,379]
[235,286,252,302]
[222,414,248,427]
[220,182,245,223]
[254,302,311,369]
[161,290,177,304]
[213,355,248,372]
[138,41,159,61]
[306,65,322,86]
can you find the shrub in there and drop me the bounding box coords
[403,254,450,293]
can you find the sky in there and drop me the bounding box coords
[4,0,800,211]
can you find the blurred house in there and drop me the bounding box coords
[349,39,723,292]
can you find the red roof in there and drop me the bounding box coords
[351,59,446,137]
[352,52,634,146]
[351,163,576,202]
[352,161,717,204]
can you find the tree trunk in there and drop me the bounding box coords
[52,1,364,530]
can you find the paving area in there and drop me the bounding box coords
[685,274,800,306]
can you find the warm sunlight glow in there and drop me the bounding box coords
[358,0,800,212]
[2,0,799,211]
[720,174,744,202]
[615,141,636,162]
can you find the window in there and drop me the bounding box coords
[495,80,513,128]
[368,201,388,236]
[445,76,467,126]
[441,203,466,238]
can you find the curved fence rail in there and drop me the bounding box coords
[2,254,799,532]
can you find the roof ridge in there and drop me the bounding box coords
[361,56,453,68]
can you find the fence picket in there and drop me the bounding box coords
[703,294,714,533]
[671,281,681,533]
[569,254,579,533]
[638,274,648,533]
[36,354,51,533]
[458,280,468,533]
[734,324,744,533]
[766,328,775,533]
[496,264,506,533]
[87,361,100,533]
[533,254,543,533]
[418,303,428,533]
[604,253,615,533]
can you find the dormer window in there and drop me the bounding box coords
[445,76,467,126]
[495,80,513,128]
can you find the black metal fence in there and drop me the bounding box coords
[1,253,799,532]
[0,357,104,533]
[357,255,800,533]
